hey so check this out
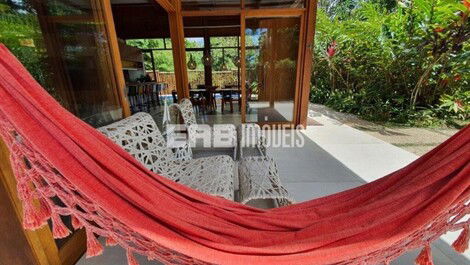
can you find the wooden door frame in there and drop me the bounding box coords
[296,0,318,127]
[240,12,246,123]
[101,0,131,118]
[168,1,190,100]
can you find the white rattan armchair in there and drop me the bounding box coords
[99,112,235,200]
[238,124,294,207]
[239,156,294,206]
[170,98,237,159]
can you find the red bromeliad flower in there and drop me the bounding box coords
[434,27,444,33]
[455,100,463,108]
[454,75,462,81]
[463,0,470,10]
[327,41,337,58]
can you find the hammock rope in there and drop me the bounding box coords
[0,44,468,265]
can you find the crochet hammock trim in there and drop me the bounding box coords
[0,44,468,265]
[0,113,209,264]
[2,98,468,265]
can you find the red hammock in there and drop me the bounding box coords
[0,44,468,265]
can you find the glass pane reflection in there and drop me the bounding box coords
[245,0,304,9]
[0,0,123,127]
[182,0,241,10]
[245,17,300,123]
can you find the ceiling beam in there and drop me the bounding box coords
[154,0,175,12]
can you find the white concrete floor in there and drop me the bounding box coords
[77,108,469,265]
[308,103,461,156]
[267,113,469,265]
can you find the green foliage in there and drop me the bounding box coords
[311,0,470,127]
[210,37,239,71]
[126,39,175,71]
[127,37,243,72]
[0,1,55,93]
[437,89,470,119]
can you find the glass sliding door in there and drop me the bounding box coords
[244,16,301,124]
[0,0,126,263]
[0,0,125,127]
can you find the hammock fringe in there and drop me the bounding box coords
[22,201,46,230]
[127,249,139,265]
[452,224,469,253]
[415,245,434,265]
[38,198,52,222]
[86,230,104,258]
[106,236,119,246]
[71,215,83,230]
[51,213,71,239]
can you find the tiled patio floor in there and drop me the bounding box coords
[77,106,469,265]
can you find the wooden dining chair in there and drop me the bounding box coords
[205,85,217,113]
[221,90,233,113]
[221,85,241,113]
[190,84,207,113]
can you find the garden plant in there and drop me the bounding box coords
[312,0,470,127]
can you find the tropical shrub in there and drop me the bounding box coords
[311,0,470,127]
[0,3,53,90]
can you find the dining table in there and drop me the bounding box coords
[189,87,240,94]
[171,87,241,111]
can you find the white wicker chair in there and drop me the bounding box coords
[239,156,294,206]
[99,112,235,200]
[170,98,237,159]
[238,124,267,158]
[238,124,294,207]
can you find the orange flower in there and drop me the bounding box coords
[434,27,444,32]
[463,0,470,10]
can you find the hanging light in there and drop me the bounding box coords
[234,48,241,67]
[187,54,197,70]
[221,62,229,71]
[202,51,213,67]
[234,56,241,67]
[221,48,229,71]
